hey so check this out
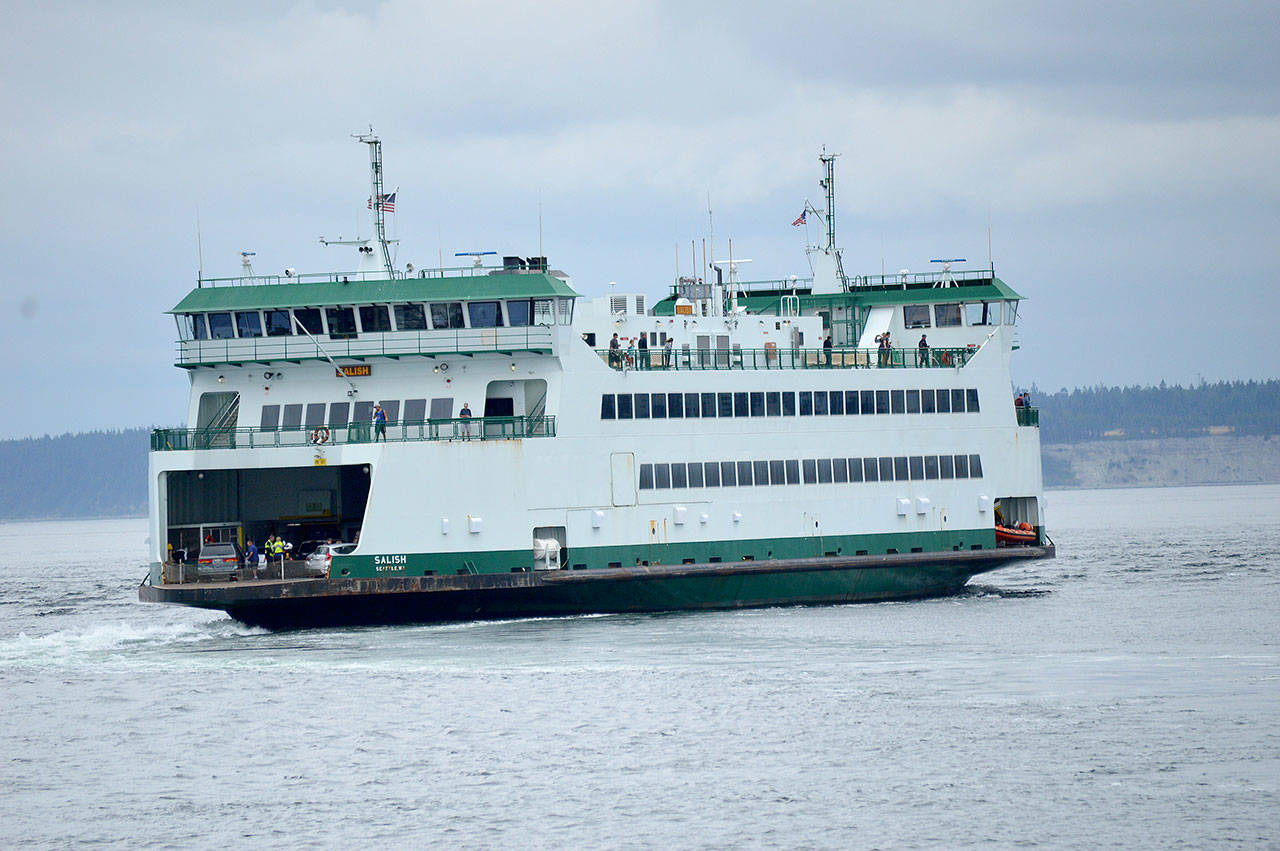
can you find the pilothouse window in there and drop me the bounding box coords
[293,308,323,336]
[430,302,465,329]
[467,301,504,328]
[188,314,207,340]
[265,310,292,336]
[935,303,962,327]
[903,305,931,328]
[236,311,263,338]
[359,305,392,333]
[394,304,428,331]
[207,313,234,339]
[326,307,357,339]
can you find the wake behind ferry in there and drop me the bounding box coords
[140,137,1053,629]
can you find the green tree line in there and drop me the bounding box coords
[0,428,150,520]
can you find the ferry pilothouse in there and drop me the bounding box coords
[140,138,1053,629]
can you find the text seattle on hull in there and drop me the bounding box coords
[139,137,1053,629]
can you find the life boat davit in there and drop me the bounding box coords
[995,522,1037,546]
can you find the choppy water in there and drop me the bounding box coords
[1,485,1278,848]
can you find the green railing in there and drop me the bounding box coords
[176,325,554,366]
[151,415,556,451]
[596,346,974,371]
[1016,406,1040,427]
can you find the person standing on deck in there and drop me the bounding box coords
[823,335,833,366]
[459,402,473,439]
[662,336,673,368]
[246,540,258,573]
[637,333,648,370]
[373,404,387,442]
[609,333,621,368]
[917,334,929,367]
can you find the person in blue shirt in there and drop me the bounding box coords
[245,540,258,573]
[373,404,387,442]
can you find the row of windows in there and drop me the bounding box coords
[261,397,460,430]
[183,298,572,342]
[602,388,980,420]
[902,301,1016,329]
[639,454,983,489]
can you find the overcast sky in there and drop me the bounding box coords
[2,1,1277,439]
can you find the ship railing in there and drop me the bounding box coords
[176,325,554,366]
[1015,406,1040,427]
[195,263,528,288]
[595,346,974,371]
[845,270,995,289]
[150,415,557,452]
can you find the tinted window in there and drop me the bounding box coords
[750,392,765,417]
[813,392,828,415]
[785,459,801,484]
[803,459,817,483]
[863,458,879,482]
[667,393,684,418]
[326,307,356,338]
[906,390,921,413]
[828,391,843,415]
[935,303,962,327]
[753,460,770,485]
[720,461,737,486]
[394,304,428,330]
[639,464,654,489]
[704,461,720,487]
[733,392,748,417]
[717,393,733,417]
[925,455,940,479]
[904,305,931,328]
[380,400,400,423]
[909,456,924,480]
[328,402,349,427]
[404,399,427,423]
[207,312,234,339]
[260,404,280,431]
[832,457,848,483]
[687,462,703,487]
[305,403,326,427]
[921,389,936,413]
[848,458,864,482]
[359,305,392,332]
[236,311,263,337]
[891,390,905,414]
[954,454,970,478]
[782,392,796,416]
[969,454,983,478]
[769,460,785,484]
[935,388,951,413]
[860,389,875,414]
[634,394,650,419]
[737,460,754,486]
[282,404,303,429]
[966,388,980,412]
[430,302,465,329]
[875,390,890,414]
[952,389,966,413]
[265,309,292,336]
[654,463,671,488]
[671,463,687,488]
[894,456,909,480]
[702,393,717,418]
[940,454,955,478]
[507,300,532,327]
[685,393,702,418]
[799,391,813,415]
[429,398,453,419]
[766,392,781,416]
[293,308,323,335]
[600,394,616,419]
[467,301,504,328]
[817,458,833,483]
[353,401,374,424]
[651,393,666,419]
[880,457,895,481]
[845,390,859,414]
[190,314,207,340]
[617,394,633,419]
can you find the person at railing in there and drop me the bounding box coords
[876,331,891,367]
[609,333,621,368]
[1014,392,1024,408]
[373,404,387,442]
[662,336,673,368]
[637,334,648,370]
[917,334,929,368]
[823,335,832,366]
[459,402,473,439]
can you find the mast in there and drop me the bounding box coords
[355,131,395,278]
[819,149,837,251]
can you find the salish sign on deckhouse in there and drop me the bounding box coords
[336,365,371,377]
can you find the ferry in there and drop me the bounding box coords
[139,137,1054,629]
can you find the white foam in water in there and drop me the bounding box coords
[0,614,266,666]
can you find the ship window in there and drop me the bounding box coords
[879,457,895,481]
[935,388,951,413]
[817,458,833,483]
[264,310,292,336]
[533,299,555,325]
[785,460,801,484]
[702,392,718,418]
[921,389,936,413]
[639,464,654,490]
[737,460,754,486]
[863,458,879,482]
[844,390,858,414]
[769,460,785,485]
[558,297,574,325]
[720,461,737,487]
[799,391,813,415]
[353,401,374,424]
[860,390,875,415]
[966,388,980,412]
[687,462,703,488]
[189,314,208,340]
[847,458,863,482]
[908,456,924,480]
[935,303,962,327]
[667,393,684,418]
[654,463,671,489]
[506,299,533,327]
[717,393,733,418]
[803,459,818,484]
[875,390,890,414]
[685,393,701,418]
[467,301,504,328]
[904,305,931,328]
[939,454,955,479]
[891,390,905,414]
[828,391,844,415]
[966,302,997,326]
[429,398,453,419]
[359,305,392,333]
[394,304,428,331]
[813,392,828,415]
[282,404,303,429]
[305,403,326,427]
[326,307,357,339]
[733,392,748,417]
[260,404,280,431]
[671,463,687,488]
[235,312,263,338]
[380,400,400,423]
[293,308,323,335]
[1004,301,1019,325]
[753,460,770,486]
[782,392,796,416]
[651,393,667,419]
[329,402,349,428]
[430,302,465,329]
[954,454,970,478]
[617,394,633,419]
[924,455,940,479]
[969,454,983,478]
[704,462,720,487]
[832,458,847,483]
[906,390,921,414]
[404,399,427,423]
[634,393,650,419]
[207,312,235,339]
[750,392,765,417]
[893,456,909,480]
[766,392,781,416]
[951,389,966,413]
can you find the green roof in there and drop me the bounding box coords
[169,272,579,314]
[653,277,1023,315]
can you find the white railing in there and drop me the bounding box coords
[177,326,554,365]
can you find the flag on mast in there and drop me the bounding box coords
[791,210,806,226]
[367,191,397,213]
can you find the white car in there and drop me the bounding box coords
[305,542,356,576]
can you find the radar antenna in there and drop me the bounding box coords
[930,258,967,288]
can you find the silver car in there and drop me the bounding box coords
[305,542,355,576]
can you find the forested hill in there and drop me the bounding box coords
[0,429,150,520]
[1029,380,1280,444]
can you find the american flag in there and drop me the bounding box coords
[791,210,806,226]
[367,191,397,213]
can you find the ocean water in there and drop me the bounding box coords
[1,485,1277,849]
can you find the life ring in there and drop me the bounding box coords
[310,427,330,445]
